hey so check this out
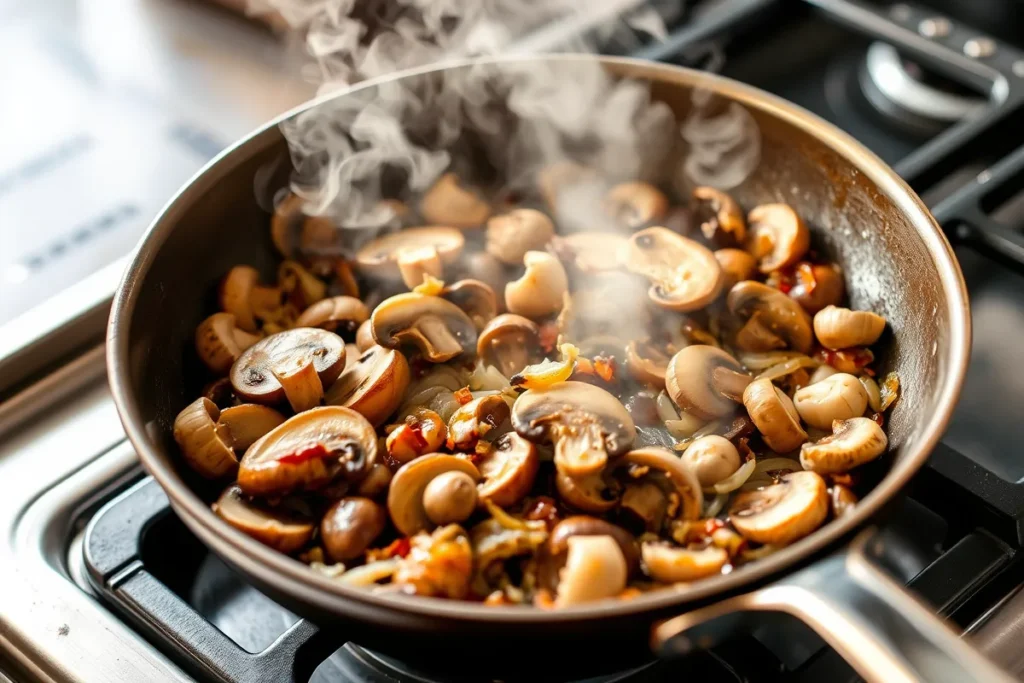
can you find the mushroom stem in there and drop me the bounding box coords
[712,366,753,402]
[553,421,611,478]
[397,246,443,290]
[273,361,325,413]
[413,316,465,361]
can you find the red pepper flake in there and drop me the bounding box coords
[871,411,885,427]
[454,386,473,405]
[524,496,561,530]
[768,266,797,294]
[576,357,595,375]
[277,442,329,465]
[538,322,559,353]
[795,262,817,295]
[593,355,616,382]
[703,518,727,536]
[382,538,411,559]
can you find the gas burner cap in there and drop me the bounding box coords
[859,42,986,132]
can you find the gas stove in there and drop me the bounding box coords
[4,0,1024,682]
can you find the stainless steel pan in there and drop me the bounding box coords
[107,55,1007,682]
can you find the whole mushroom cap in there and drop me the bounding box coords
[813,306,887,350]
[485,209,556,265]
[742,378,809,453]
[419,173,491,229]
[321,497,387,562]
[623,227,724,312]
[387,454,481,536]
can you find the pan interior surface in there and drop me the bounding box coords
[108,55,968,631]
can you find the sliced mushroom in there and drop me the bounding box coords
[550,232,629,274]
[623,227,724,312]
[692,186,746,246]
[681,435,741,489]
[625,339,671,386]
[743,378,808,453]
[217,404,286,452]
[213,484,314,554]
[387,454,481,535]
[371,292,477,362]
[446,394,511,452]
[397,245,444,290]
[554,535,627,607]
[830,484,858,519]
[321,497,387,562]
[294,296,370,337]
[486,209,556,265]
[800,417,887,474]
[476,314,542,377]
[746,203,810,273]
[666,345,751,420]
[385,408,447,468]
[714,248,757,291]
[441,279,498,330]
[420,173,491,229]
[729,470,828,545]
[355,227,465,283]
[219,265,282,333]
[504,251,569,320]
[641,543,729,582]
[549,516,639,575]
[476,433,539,507]
[278,260,327,310]
[620,448,703,522]
[555,470,620,513]
[230,328,346,412]
[195,313,261,375]
[173,397,238,479]
[270,192,338,261]
[236,406,377,497]
[604,181,669,230]
[727,281,813,353]
[813,306,887,350]
[512,381,635,477]
[620,482,668,533]
[792,373,869,429]
[789,263,845,314]
[324,345,411,427]
[355,319,376,352]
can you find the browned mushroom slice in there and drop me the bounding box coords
[441,279,498,330]
[196,313,261,375]
[554,535,627,607]
[666,345,751,420]
[420,173,491,229]
[219,265,282,333]
[173,397,238,479]
[800,417,887,474]
[604,182,669,230]
[549,232,629,274]
[270,192,338,260]
[792,373,868,429]
[727,281,813,353]
[294,296,370,337]
[729,471,828,545]
[446,395,511,452]
[830,484,858,519]
[625,339,671,386]
[230,328,345,412]
[788,263,845,314]
[476,433,539,507]
[370,292,477,363]
[512,381,636,477]
[387,454,481,535]
[505,251,569,320]
[555,470,620,513]
[324,345,410,427]
[385,408,447,469]
[714,248,757,291]
[212,484,314,554]
[354,227,465,284]
[620,448,703,522]
[486,209,556,265]
[321,497,387,562]
[624,227,724,312]
[476,314,542,378]
[743,378,808,453]
[641,543,729,582]
[813,306,887,350]
[355,319,376,352]
[692,186,746,246]
[217,404,286,452]
[236,406,377,497]
[548,516,639,574]
[746,204,810,273]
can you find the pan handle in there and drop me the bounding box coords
[651,527,1016,683]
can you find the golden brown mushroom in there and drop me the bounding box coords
[727,281,813,353]
[370,292,477,362]
[219,265,282,333]
[665,345,751,420]
[554,535,627,607]
[625,339,671,386]
[619,447,703,522]
[800,417,888,474]
[604,181,669,230]
[792,373,869,429]
[813,306,887,350]
[216,404,286,452]
[692,186,746,246]
[746,203,810,273]
[355,319,376,352]
[476,433,539,507]
[355,227,465,285]
[504,251,569,320]
[321,497,387,562]
[548,516,640,575]
[680,435,741,489]
[485,209,556,265]
[324,345,411,427]
[641,543,729,582]
[743,378,808,453]
[387,454,481,535]
[173,397,238,479]
[446,394,511,452]
[213,484,314,554]
[714,248,758,291]
[441,279,498,330]
[419,173,491,228]
[555,470,620,514]
[729,471,828,545]
[195,313,261,375]
[236,406,377,497]
[476,314,542,378]
[294,296,370,336]
[789,263,845,314]
[385,408,447,468]
[623,227,724,312]
[270,192,338,261]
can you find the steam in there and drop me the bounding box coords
[247,0,761,236]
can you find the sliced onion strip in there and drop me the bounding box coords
[712,459,756,494]
[755,356,819,382]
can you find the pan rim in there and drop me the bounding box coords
[107,53,971,624]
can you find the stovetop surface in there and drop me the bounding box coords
[6,0,1024,682]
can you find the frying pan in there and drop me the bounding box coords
[106,55,1008,682]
